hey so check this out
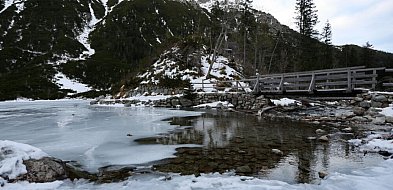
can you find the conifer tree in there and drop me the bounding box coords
[295,0,318,38]
[321,20,332,45]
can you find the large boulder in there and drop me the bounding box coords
[179,97,194,107]
[15,157,66,183]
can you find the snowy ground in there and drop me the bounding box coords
[54,73,91,94]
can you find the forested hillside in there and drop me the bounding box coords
[0,0,392,100]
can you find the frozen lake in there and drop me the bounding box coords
[1,100,392,190]
[0,100,202,172]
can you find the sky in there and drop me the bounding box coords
[252,0,393,53]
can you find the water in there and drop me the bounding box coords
[0,100,383,184]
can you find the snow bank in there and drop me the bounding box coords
[349,132,393,153]
[0,140,48,179]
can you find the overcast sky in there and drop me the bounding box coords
[252,0,393,53]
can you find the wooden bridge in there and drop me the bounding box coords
[194,66,393,96]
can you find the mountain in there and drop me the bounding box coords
[0,0,392,100]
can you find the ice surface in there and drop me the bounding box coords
[0,100,202,172]
[0,140,47,179]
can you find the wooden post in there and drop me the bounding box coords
[308,73,315,93]
[279,74,285,93]
[253,73,260,94]
[347,70,352,93]
[372,69,377,90]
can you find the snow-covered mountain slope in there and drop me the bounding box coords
[137,45,248,93]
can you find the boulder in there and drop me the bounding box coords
[359,101,371,109]
[170,98,180,106]
[15,157,67,183]
[354,97,364,102]
[318,170,329,179]
[386,116,393,123]
[372,117,386,125]
[373,95,388,102]
[371,101,383,108]
[351,116,369,123]
[97,165,136,183]
[353,107,366,116]
[179,97,194,107]
[318,135,329,142]
[315,129,326,134]
[236,165,252,174]
[272,149,283,156]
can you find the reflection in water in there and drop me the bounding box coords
[148,110,382,184]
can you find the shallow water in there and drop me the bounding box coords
[0,100,383,184]
[152,110,383,183]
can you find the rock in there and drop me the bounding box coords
[353,107,366,116]
[0,177,4,187]
[372,117,386,125]
[272,149,283,155]
[351,116,369,122]
[170,98,180,107]
[354,97,364,102]
[359,101,371,109]
[373,95,388,102]
[236,165,252,174]
[316,129,326,134]
[318,170,329,179]
[371,101,383,108]
[179,97,194,107]
[342,127,352,132]
[65,163,97,181]
[216,102,224,109]
[378,151,392,157]
[15,157,67,183]
[97,165,136,183]
[90,100,99,105]
[318,135,329,142]
[386,116,393,123]
[307,137,317,140]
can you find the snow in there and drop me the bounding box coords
[379,107,393,117]
[0,140,47,179]
[193,101,234,109]
[349,133,393,153]
[55,73,91,94]
[2,159,393,190]
[271,98,298,106]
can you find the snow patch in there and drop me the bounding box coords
[193,101,234,109]
[55,73,91,94]
[271,98,298,106]
[379,107,393,117]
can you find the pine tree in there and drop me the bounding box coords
[321,20,332,45]
[239,0,255,67]
[295,0,318,38]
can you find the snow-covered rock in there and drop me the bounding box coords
[0,140,47,179]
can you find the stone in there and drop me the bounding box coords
[342,127,352,132]
[97,165,136,183]
[386,116,393,123]
[373,95,388,102]
[179,97,194,107]
[371,101,383,108]
[318,170,329,179]
[272,149,283,155]
[354,97,364,102]
[307,137,317,140]
[372,117,386,125]
[351,116,369,122]
[353,107,366,116]
[359,101,371,108]
[16,157,67,183]
[236,165,252,174]
[170,98,180,106]
[318,135,329,142]
[315,129,326,134]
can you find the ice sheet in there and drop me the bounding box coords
[0,100,202,172]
